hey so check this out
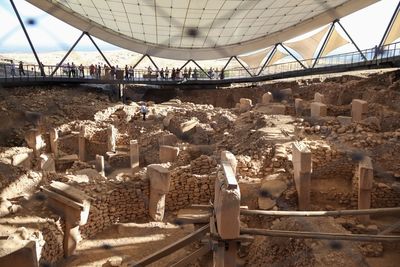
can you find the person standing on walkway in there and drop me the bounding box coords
[18,61,25,76]
[10,60,16,77]
[140,103,148,121]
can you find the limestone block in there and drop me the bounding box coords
[262,92,273,104]
[295,98,303,116]
[107,125,117,152]
[78,126,86,162]
[221,150,237,175]
[179,118,199,134]
[130,140,139,172]
[292,142,312,210]
[260,179,287,199]
[337,116,352,126]
[12,152,32,168]
[352,99,368,122]
[147,164,171,193]
[24,129,45,156]
[0,240,38,267]
[215,183,241,239]
[149,191,166,221]
[258,197,276,210]
[159,145,179,163]
[314,92,325,103]
[310,102,327,118]
[49,128,59,157]
[158,133,178,146]
[39,153,56,173]
[239,98,252,112]
[95,155,105,176]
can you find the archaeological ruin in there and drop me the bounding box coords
[0,69,400,266]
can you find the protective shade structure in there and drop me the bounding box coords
[27,0,378,60]
[384,10,400,45]
[284,26,329,66]
[321,28,350,56]
[238,47,273,70]
[268,49,289,66]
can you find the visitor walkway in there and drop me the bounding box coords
[1,42,399,88]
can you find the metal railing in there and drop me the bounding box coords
[1,41,399,84]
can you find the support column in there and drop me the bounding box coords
[147,164,171,221]
[107,125,116,152]
[78,125,86,162]
[292,142,312,210]
[130,140,139,173]
[49,128,58,158]
[358,156,374,223]
[95,155,105,176]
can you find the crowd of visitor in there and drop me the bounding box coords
[5,60,226,80]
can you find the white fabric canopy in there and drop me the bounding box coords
[384,11,400,45]
[284,26,329,62]
[27,0,378,60]
[268,49,289,66]
[238,47,273,70]
[321,28,350,56]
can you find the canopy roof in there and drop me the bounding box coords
[27,0,377,60]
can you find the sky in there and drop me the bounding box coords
[0,0,398,57]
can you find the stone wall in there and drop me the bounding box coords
[166,155,218,211]
[79,178,150,238]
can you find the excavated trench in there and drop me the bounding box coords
[1,70,400,266]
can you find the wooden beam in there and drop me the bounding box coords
[240,228,400,242]
[170,244,210,267]
[240,207,400,217]
[129,224,210,267]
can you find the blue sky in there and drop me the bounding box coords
[0,0,398,54]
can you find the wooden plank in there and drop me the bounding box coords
[130,224,210,267]
[240,228,400,242]
[221,161,238,189]
[170,244,210,267]
[177,208,212,224]
[41,187,83,210]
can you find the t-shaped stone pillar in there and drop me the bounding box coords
[292,142,312,210]
[42,181,90,257]
[262,92,273,104]
[49,128,59,158]
[352,99,368,122]
[310,102,327,118]
[95,155,105,176]
[130,140,139,173]
[24,129,45,157]
[358,156,373,223]
[147,164,171,221]
[107,125,117,152]
[295,98,304,116]
[78,125,86,162]
[314,92,325,103]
